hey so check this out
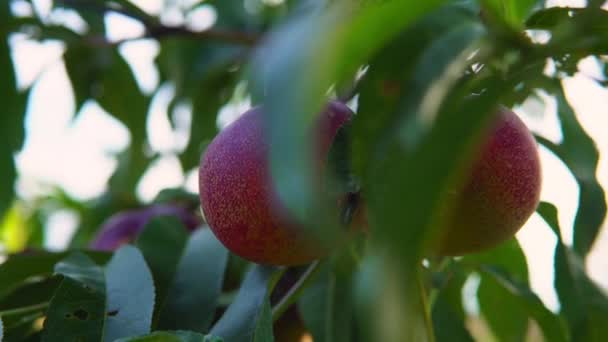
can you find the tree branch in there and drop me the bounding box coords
[57,0,261,46]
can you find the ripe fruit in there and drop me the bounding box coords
[434,107,542,256]
[90,204,200,251]
[198,101,354,266]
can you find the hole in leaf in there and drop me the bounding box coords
[72,308,89,320]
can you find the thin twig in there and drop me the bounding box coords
[57,0,261,47]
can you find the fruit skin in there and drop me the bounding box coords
[199,101,354,266]
[435,107,542,256]
[90,204,200,251]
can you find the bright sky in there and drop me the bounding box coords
[8,0,608,312]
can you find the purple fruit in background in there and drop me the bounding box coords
[198,101,354,266]
[90,204,200,251]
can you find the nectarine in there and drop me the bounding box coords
[435,107,541,255]
[198,101,354,265]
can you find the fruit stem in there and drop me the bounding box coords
[0,302,49,316]
[417,270,436,342]
[271,260,322,322]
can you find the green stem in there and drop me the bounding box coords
[271,260,322,322]
[0,302,49,317]
[417,270,436,342]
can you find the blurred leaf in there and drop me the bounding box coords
[0,204,29,252]
[252,299,273,342]
[0,4,28,218]
[298,262,354,342]
[156,39,242,170]
[482,0,542,27]
[103,246,155,342]
[41,253,106,342]
[206,0,258,30]
[54,253,105,293]
[54,0,105,33]
[64,45,151,194]
[0,277,60,312]
[135,216,189,327]
[115,330,223,342]
[467,239,529,342]
[354,3,479,179]
[479,265,568,342]
[0,251,110,299]
[368,69,520,339]
[100,51,151,194]
[535,86,606,256]
[538,202,608,341]
[210,265,282,342]
[526,7,608,30]
[432,289,474,342]
[158,228,229,332]
[250,0,448,234]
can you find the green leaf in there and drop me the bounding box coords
[103,246,155,342]
[479,265,568,342]
[115,330,223,342]
[158,228,229,332]
[41,254,106,342]
[0,277,60,312]
[209,265,282,342]
[536,87,606,256]
[54,252,105,294]
[467,239,529,342]
[537,202,608,341]
[0,251,110,299]
[482,0,542,27]
[135,216,189,327]
[432,289,474,342]
[298,263,354,342]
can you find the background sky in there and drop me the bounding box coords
[7,0,608,313]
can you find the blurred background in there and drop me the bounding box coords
[2,0,607,331]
